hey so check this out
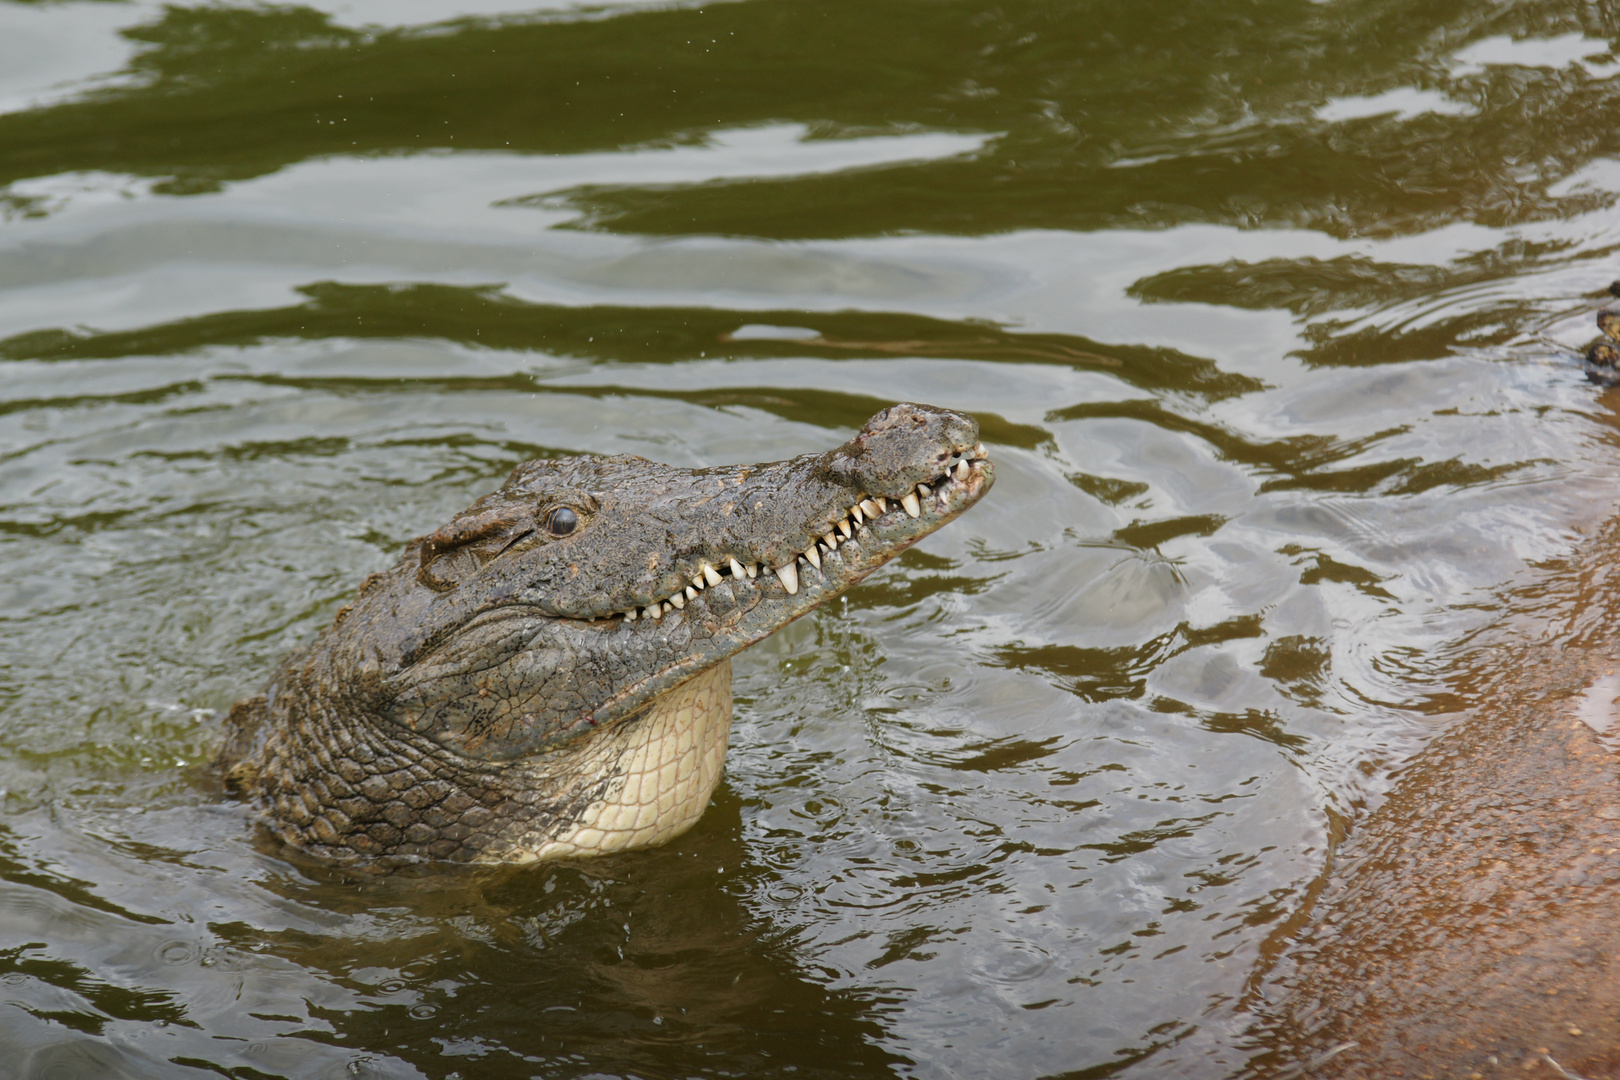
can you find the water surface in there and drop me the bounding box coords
[5,1,1620,1076]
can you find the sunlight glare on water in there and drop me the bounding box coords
[4,1,1620,1077]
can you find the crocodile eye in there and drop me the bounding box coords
[542,506,579,537]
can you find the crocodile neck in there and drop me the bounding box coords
[231,661,732,865]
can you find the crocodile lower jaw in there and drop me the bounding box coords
[507,659,733,862]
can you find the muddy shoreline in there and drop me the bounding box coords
[1258,508,1620,1077]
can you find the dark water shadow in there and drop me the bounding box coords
[243,786,909,1079]
[0,783,910,1080]
[4,0,1619,241]
[0,281,1259,403]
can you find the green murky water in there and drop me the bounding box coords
[4,1,1620,1076]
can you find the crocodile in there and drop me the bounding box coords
[217,403,992,866]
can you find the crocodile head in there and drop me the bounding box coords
[222,402,992,865]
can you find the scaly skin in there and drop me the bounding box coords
[219,403,993,865]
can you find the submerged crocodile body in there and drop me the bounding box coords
[219,403,992,866]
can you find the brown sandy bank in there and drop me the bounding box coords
[1256,510,1620,1078]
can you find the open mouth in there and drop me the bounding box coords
[607,440,993,623]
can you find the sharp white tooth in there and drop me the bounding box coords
[775,561,799,595]
[955,459,970,480]
[670,591,685,609]
[918,482,932,497]
[804,545,821,570]
[704,563,723,587]
[850,504,864,524]
[838,519,852,540]
[625,607,637,621]
[691,575,705,590]
[874,496,887,513]
[746,562,758,578]
[729,557,746,578]
[901,491,921,518]
[647,603,661,618]
[823,531,837,549]
[685,585,698,600]
[860,498,881,518]
[972,442,986,460]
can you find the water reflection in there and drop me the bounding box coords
[0,793,907,1079]
[0,287,1253,403]
[5,0,1620,1075]
[1,0,1618,240]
